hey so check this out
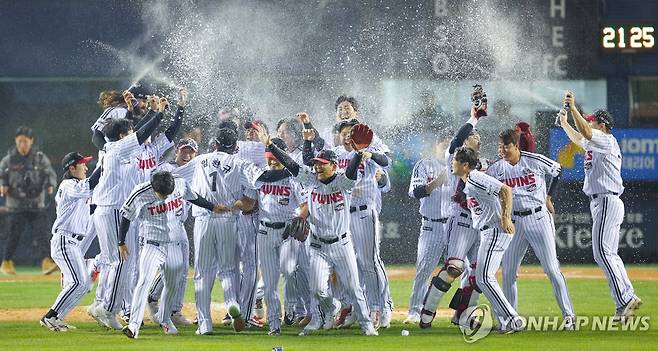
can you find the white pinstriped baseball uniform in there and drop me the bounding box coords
[120,177,198,337]
[576,129,635,309]
[48,178,95,321]
[407,157,449,317]
[333,146,390,314]
[91,106,129,133]
[255,176,308,331]
[190,151,264,334]
[295,166,374,330]
[147,161,194,319]
[92,133,145,314]
[464,170,521,329]
[487,152,574,318]
[121,133,175,316]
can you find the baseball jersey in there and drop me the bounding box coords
[255,177,307,223]
[93,133,144,208]
[333,146,385,208]
[486,151,561,211]
[120,177,197,242]
[444,151,464,214]
[157,161,193,223]
[296,166,355,239]
[237,140,267,169]
[463,170,504,231]
[190,152,264,218]
[52,178,94,236]
[409,158,448,218]
[91,106,129,133]
[575,129,624,196]
[133,134,175,183]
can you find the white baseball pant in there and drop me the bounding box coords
[408,217,447,317]
[194,216,239,334]
[502,209,574,317]
[127,238,185,337]
[49,231,92,319]
[148,238,190,316]
[590,194,636,309]
[236,212,259,321]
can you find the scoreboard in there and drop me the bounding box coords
[601,25,656,52]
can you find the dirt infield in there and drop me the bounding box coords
[2,266,655,323]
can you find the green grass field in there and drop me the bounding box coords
[1,265,656,351]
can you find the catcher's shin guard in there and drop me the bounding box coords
[450,274,481,323]
[419,273,452,328]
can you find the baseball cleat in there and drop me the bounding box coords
[297,315,312,327]
[161,321,179,335]
[283,311,295,326]
[419,309,436,329]
[171,311,193,326]
[120,312,130,324]
[105,311,123,330]
[334,305,352,328]
[228,305,245,332]
[87,304,109,328]
[40,316,65,332]
[380,310,391,329]
[370,311,381,330]
[621,296,643,318]
[268,328,281,336]
[195,329,213,335]
[247,317,264,329]
[221,313,232,326]
[57,319,76,330]
[362,325,379,336]
[253,298,264,320]
[403,314,420,324]
[299,315,323,336]
[563,316,576,331]
[122,325,136,339]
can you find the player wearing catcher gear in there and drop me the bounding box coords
[451,147,524,333]
[558,92,642,320]
[487,129,575,329]
[253,124,379,337]
[405,135,451,324]
[254,137,309,335]
[40,153,101,332]
[118,171,222,338]
[419,98,487,329]
[87,99,167,330]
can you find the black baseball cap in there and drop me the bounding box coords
[128,83,152,99]
[585,110,614,129]
[215,128,238,150]
[62,152,93,171]
[311,150,338,165]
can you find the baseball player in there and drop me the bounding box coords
[404,135,451,324]
[146,138,199,326]
[254,137,309,335]
[119,171,222,338]
[310,119,391,328]
[40,153,100,331]
[451,147,524,333]
[87,98,167,330]
[191,127,293,335]
[558,92,642,319]
[419,102,487,329]
[487,129,575,328]
[253,124,379,337]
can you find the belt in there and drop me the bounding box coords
[591,192,619,200]
[312,233,347,245]
[422,216,448,223]
[513,206,543,217]
[350,205,368,213]
[260,221,286,229]
[55,229,84,241]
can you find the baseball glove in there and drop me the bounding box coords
[283,217,310,242]
[350,123,374,151]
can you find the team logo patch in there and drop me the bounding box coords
[527,183,537,192]
[335,203,345,211]
[474,207,483,216]
[278,198,290,206]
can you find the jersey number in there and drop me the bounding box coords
[210,171,218,192]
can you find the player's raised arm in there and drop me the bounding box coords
[558,108,585,147]
[255,125,301,177]
[565,91,594,140]
[498,184,515,235]
[296,112,326,151]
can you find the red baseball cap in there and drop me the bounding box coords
[61,152,93,171]
[584,114,597,122]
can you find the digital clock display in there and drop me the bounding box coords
[601,25,655,51]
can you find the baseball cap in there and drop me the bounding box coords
[61,152,93,171]
[215,128,238,150]
[587,110,614,129]
[311,150,338,165]
[128,83,152,99]
[177,138,198,152]
[265,137,287,159]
